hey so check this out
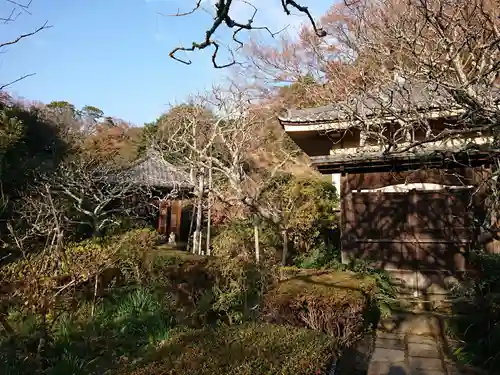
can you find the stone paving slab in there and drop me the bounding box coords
[376,332,406,341]
[407,335,437,345]
[407,342,441,358]
[365,312,486,375]
[367,361,407,374]
[377,337,406,351]
[408,357,444,370]
[371,347,406,362]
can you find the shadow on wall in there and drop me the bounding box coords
[340,167,492,295]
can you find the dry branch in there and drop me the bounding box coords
[166,0,325,68]
[0,1,51,89]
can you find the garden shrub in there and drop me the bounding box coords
[150,250,217,323]
[151,250,271,326]
[259,173,339,262]
[294,242,342,270]
[211,217,282,262]
[449,251,500,372]
[0,228,160,337]
[0,286,175,375]
[347,260,399,318]
[125,323,337,375]
[262,269,377,348]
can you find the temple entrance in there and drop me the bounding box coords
[157,199,192,247]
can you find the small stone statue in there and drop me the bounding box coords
[168,232,176,246]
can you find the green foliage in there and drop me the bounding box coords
[211,175,339,265]
[0,101,69,229]
[0,108,24,159]
[125,323,337,375]
[0,287,175,375]
[295,242,341,269]
[211,217,281,261]
[347,260,399,318]
[46,100,77,115]
[209,257,269,325]
[449,251,500,372]
[283,176,338,250]
[0,228,160,326]
[262,269,377,347]
[293,248,398,319]
[81,105,104,121]
[261,173,339,260]
[151,250,270,326]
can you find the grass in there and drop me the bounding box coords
[124,323,337,375]
[0,287,175,375]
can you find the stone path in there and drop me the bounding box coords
[364,313,483,375]
[367,332,457,375]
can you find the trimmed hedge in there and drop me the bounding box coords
[125,323,336,375]
[262,269,376,348]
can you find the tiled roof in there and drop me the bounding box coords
[124,150,193,189]
[278,81,460,124]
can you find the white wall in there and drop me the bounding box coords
[331,173,341,196]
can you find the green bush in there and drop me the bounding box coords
[0,228,160,338]
[294,242,341,270]
[449,251,500,372]
[0,287,175,375]
[151,250,270,326]
[260,174,339,261]
[211,175,340,266]
[125,323,337,375]
[211,218,282,262]
[262,269,377,348]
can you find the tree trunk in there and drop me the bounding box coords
[206,157,213,256]
[193,170,205,255]
[187,202,195,252]
[254,219,260,263]
[281,230,288,266]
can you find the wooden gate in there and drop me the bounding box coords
[343,188,473,272]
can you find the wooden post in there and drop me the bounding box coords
[254,217,260,263]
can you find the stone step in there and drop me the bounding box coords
[377,312,443,336]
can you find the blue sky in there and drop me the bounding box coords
[0,0,333,125]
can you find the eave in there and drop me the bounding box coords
[310,149,497,174]
[280,108,466,133]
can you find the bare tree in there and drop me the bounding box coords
[151,85,300,260]
[25,156,151,237]
[164,0,326,68]
[1,0,51,90]
[310,0,500,146]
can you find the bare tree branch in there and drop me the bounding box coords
[166,0,325,68]
[0,1,51,91]
[0,72,35,90]
[0,20,51,49]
